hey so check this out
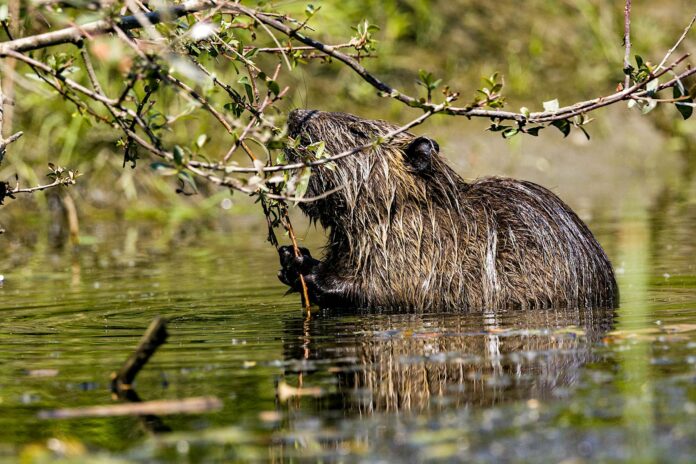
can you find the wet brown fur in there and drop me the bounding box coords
[285,109,618,310]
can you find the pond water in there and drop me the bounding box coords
[1,128,696,462]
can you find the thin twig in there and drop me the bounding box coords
[623,0,632,88]
[281,211,312,316]
[11,177,73,194]
[656,13,696,71]
[0,0,214,54]
[226,3,696,124]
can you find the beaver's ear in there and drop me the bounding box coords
[405,136,439,173]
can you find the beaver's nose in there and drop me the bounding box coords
[287,109,319,135]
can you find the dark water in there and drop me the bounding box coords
[1,183,695,462]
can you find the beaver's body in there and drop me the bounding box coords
[278,110,618,310]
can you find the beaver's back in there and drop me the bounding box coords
[331,176,618,310]
[459,177,618,309]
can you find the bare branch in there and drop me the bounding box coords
[224,3,695,124]
[624,0,632,88]
[0,0,215,55]
[10,177,75,195]
[656,13,696,72]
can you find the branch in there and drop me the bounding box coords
[0,0,215,55]
[1,174,76,206]
[624,0,632,88]
[11,177,73,194]
[656,13,696,72]
[0,72,23,165]
[226,3,696,124]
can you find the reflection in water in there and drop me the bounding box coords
[282,307,616,415]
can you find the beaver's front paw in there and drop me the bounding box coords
[277,246,319,290]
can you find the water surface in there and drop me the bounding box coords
[1,136,695,462]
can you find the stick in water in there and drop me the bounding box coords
[281,212,312,317]
[111,316,169,392]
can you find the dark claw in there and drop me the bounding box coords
[278,246,319,290]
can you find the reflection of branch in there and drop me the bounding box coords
[38,397,220,420]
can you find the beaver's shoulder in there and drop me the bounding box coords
[462,176,570,211]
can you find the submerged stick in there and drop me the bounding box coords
[111,316,168,392]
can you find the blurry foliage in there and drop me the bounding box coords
[0,0,694,226]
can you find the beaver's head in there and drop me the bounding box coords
[285,109,460,231]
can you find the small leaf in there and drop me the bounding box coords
[311,141,326,159]
[177,171,199,194]
[267,80,280,97]
[635,55,644,69]
[543,99,559,112]
[502,128,519,139]
[673,85,694,120]
[294,167,312,199]
[551,119,571,137]
[641,98,657,114]
[173,145,185,165]
[150,162,177,176]
[646,78,659,94]
[196,134,208,148]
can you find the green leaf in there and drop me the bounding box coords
[173,145,185,165]
[551,119,571,137]
[502,128,519,139]
[178,171,199,194]
[294,167,312,199]
[237,76,254,102]
[267,80,280,97]
[309,141,326,159]
[196,134,208,148]
[150,162,177,176]
[673,84,694,120]
[635,55,644,69]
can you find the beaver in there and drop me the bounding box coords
[278,109,618,310]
